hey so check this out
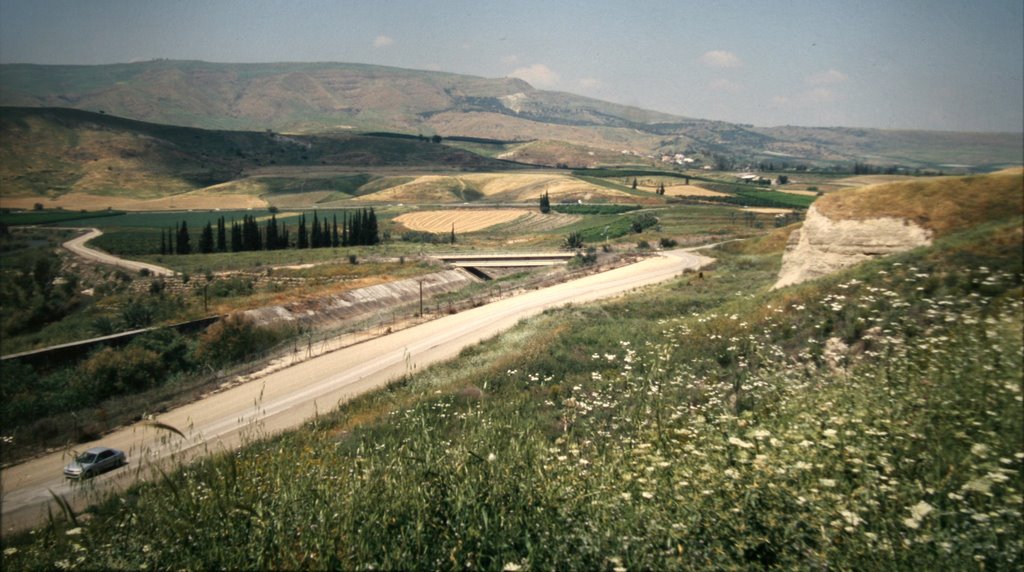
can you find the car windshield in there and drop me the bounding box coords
[76,453,98,463]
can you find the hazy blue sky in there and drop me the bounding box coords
[1,0,1021,132]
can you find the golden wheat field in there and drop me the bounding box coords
[393,209,529,232]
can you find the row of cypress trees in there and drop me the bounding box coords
[159,209,379,255]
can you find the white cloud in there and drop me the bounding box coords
[805,87,838,103]
[509,63,560,88]
[373,35,394,48]
[709,78,741,92]
[699,50,741,68]
[805,69,848,86]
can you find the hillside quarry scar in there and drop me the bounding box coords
[774,205,933,289]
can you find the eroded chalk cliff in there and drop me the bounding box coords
[773,205,933,289]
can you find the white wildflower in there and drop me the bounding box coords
[840,510,863,527]
[728,437,754,449]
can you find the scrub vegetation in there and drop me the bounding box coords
[3,173,1021,569]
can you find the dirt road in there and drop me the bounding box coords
[0,249,712,535]
[61,228,175,276]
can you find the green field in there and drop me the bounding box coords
[0,209,126,226]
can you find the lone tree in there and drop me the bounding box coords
[539,191,551,214]
[563,231,584,250]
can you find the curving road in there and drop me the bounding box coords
[0,249,712,536]
[61,228,175,276]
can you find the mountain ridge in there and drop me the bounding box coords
[1,60,1021,168]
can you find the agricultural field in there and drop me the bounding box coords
[393,209,580,234]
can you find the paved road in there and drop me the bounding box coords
[62,228,175,276]
[0,249,712,535]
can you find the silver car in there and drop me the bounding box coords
[63,446,126,479]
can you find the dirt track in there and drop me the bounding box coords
[62,228,175,276]
[0,249,712,536]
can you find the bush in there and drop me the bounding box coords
[208,276,254,298]
[563,231,584,250]
[81,346,165,397]
[570,247,598,267]
[401,231,445,244]
[630,213,659,233]
[659,237,678,248]
[194,314,285,367]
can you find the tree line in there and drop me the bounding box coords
[160,209,379,255]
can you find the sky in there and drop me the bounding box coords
[1,0,1022,133]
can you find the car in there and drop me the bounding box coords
[63,446,126,479]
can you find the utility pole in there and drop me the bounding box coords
[419,279,424,317]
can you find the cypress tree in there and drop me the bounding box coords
[311,211,322,248]
[216,216,227,252]
[160,230,167,255]
[349,211,362,246]
[177,220,191,255]
[230,219,242,252]
[368,208,379,245]
[298,214,308,249]
[332,214,339,247]
[199,221,214,253]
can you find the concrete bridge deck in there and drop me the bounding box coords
[434,252,576,267]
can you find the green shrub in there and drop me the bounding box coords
[194,314,285,366]
[81,346,165,397]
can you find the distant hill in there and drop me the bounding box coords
[2,60,1021,169]
[0,106,529,206]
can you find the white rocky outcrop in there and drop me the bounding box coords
[773,206,932,289]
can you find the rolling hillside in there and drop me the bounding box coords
[2,60,1021,169]
[0,107,530,208]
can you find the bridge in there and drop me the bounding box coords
[434,252,577,280]
[434,252,577,268]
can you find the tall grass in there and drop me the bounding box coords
[3,220,1021,570]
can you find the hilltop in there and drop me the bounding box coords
[2,60,1021,170]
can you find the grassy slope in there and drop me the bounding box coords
[3,174,1022,569]
[814,169,1024,235]
[0,107,526,203]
